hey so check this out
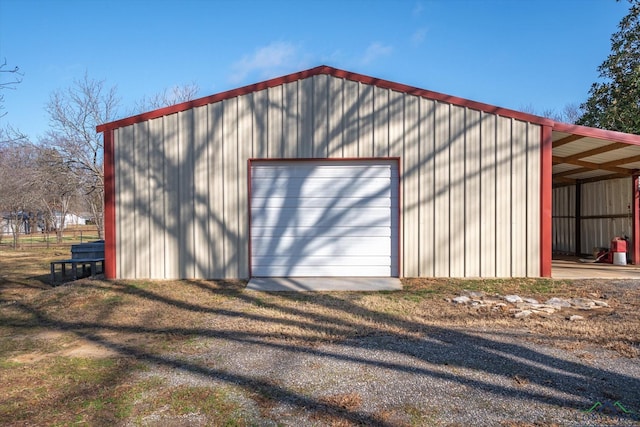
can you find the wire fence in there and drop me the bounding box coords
[0,226,103,250]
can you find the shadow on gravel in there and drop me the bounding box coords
[4,278,640,425]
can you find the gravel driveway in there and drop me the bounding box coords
[136,325,640,426]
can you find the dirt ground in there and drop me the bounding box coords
[1,248,639,426]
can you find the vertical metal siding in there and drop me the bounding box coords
[193,106,209,278]
[133,121,150,279]
[552,185,575,253]
[209,103,226,277]
[495,116,512,277]
[511,120,527,276]
[526,125,541,277]
[418,98,436,276]
[114,74,542,279]
[480,113,497,276]
[148,117,165,279]
[581,178,632,253]
[465,109,481,277]
[222,98,240,277]
[552,178,632,256]
[403,95,420,277]
[163,114,180,279]
[449,105,465,277]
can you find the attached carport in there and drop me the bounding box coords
[551,122,640,276]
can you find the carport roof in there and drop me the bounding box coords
[552,123,640,185]
[96,65,640,185]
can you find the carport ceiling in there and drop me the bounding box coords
[552,124,640,185]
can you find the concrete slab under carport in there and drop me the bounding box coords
[247,277,403,291]
[552,258,640,279]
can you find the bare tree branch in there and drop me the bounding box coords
[45,73,121,239]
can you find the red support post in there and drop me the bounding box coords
[103,129,116,279]
[633,175,640,265]
[540,126,553,277]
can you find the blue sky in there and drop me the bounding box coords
[0,0,631,140]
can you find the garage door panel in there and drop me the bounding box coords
[253,265,392,277]
[252,177,392,199]
[251,207,393,228]
[252,225,392,238]
[250,160,398,277]
[252,164,397,179]
[252,236,392,257]
[251,196,393,209]
[252,255,391,267]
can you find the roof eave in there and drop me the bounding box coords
[553,121,640,146]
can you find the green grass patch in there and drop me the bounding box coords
[138,385,248,425]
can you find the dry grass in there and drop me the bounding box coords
[1,247,639,426]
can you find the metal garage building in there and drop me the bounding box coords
[97,65,640,280]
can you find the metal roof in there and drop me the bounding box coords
[94,65,640,186]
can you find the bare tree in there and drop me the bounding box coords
[518,102,582,124]
[132,82,200,114]
[34,146,81,243]
[0,142,40,248]
[0,59,27,146]
[45,73,120,239]
[0,58,23,118]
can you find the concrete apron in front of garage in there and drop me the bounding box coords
[552,259,640,279]
[247,277,403,291]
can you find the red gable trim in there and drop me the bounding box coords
[97,65,555,133]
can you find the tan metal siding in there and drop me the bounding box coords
[117,125,135,279]
[237,97,252,278]
[434,102,450,276]
[178,110,195,279]
[552,178,631,257]
[480,113,497,276]
[359,83,374,158]
[313,75,329,158]
[495,116,512,276]
[449,105,465,277]
[328,77,344,157]
[283,82,299,158]
[581,178,632,253]
[163,114,180,279]
[526,125,541,276]
[267,86,284,158]
[299,78,314,158]
[209,103,226,277]
[465,108,481,277]
[148,117,165,279]
[343,80,359,158]
[133,121,150,279]
[511,120,527,277]
[113,74,543,279]
[222,98,240,277]
[373,86,389,157]
[552,185,576,253]
[418,98,436,276]
[193,106,209,278]
[403,95,420,276]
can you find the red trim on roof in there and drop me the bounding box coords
[97,65,555,133]
[103,129,116,279]
[553,121,640,145]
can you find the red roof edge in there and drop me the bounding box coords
[552,121,640,145]
[97,65,558,133]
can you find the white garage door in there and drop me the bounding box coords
[250,160,399,277]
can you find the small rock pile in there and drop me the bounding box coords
[449,291,610,320]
